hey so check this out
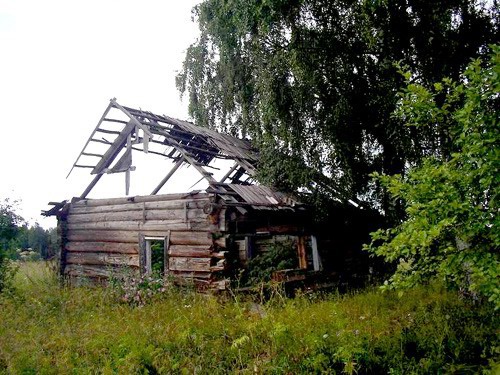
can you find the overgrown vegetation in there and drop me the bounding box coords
[245,240,298,284]
[0,198,57,293]
[366,48,500,309]
[0,199,23,293]
[0,262,498,374]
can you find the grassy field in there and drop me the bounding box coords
[0,262,498,374]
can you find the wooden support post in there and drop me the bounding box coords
[150,159,184,195]
[311,235,322,271]
[139,234,146,274]
[297,236,307,269]
[125,134,132,195]
[57,205,70,278]
[164,231,171,276]
[245,236,254,259]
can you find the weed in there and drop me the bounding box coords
[0,262,498,374]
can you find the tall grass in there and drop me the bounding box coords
[0,262,498,374]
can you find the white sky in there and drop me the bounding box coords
[0,0,206,228]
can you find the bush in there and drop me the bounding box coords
[366,47,500,308]
[245,239,298,285]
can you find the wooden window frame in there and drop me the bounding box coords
[139,231,170,275]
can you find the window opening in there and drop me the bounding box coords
[145,237,167,277]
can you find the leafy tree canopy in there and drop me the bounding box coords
[0,199,25,293]
[0,199,24,250]
[177,0,498,215]
[366,47,499,308]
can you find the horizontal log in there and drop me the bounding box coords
[69,199,210,215]
[170,231,213,246]
[65,241,139,254]
[208,279,229,290]
[171,277,228,290]
[168,257,211,272]
[168,245,212,258]
[65,264,137,278]
[212,251,228,259]
[72,193,210,207]
[66,208,207,224]
[168,271,212,279]
[67,230,164,243]
[66,219,214,232]
[66,230,213,246]
[66,252,139,267]
[213,236,227,248]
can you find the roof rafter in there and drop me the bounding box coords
[69,99,260,198]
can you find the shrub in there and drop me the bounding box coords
[366,47,500,308]
[245,239,298,285]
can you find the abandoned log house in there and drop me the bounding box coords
[44,99,324,289]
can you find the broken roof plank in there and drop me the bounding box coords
[91,120,135,175]
[219,162,239,183]
[110,99,152,138]
[168,139,217,184]
[67,99,263,199]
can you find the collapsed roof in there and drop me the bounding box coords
[45,99,303,215]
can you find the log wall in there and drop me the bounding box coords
[60,193,228,288]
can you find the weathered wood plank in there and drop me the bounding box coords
[297,236,307,269]
[69,199,209,215]
[168,271,211,279]
[66,230,212,246]
[168,245,212,258]
[91,120,136,175]
[66,241,139,254]
[66,208,206,224]
[66,252,139,267]
[213,236,227,248]
[168,257,211,272]
[170,231,213,246]
[67,230,160,243]
[65,264,137,278]
[72,193,210,207]
[66,219,214,232]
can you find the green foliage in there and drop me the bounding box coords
[366,47,500,308]
[0,199,24,250]
[245,239,298,284]
[150,241,165,275]
[11,224,57,261]
[0,262,498,373]
[178,0,498,213]
[0,199,24,294]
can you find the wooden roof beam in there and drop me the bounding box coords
[219,162,239,183]
[150,158,184,195]
[167,138,217,184]
[66,101,114,178]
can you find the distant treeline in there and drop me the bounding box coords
[5,223,57,261]
[1,198,57,261]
